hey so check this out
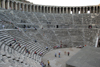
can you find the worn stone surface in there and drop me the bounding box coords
[42,48,81,67]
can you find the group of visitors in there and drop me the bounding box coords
[25,45,30,54]
[25,49,30,54]
[39,52,43,56]
[55,51,70,58]
[55,51,61,58]
[40,61,46,67]
[9,38,21,48]
[53,44,62,49]
[40,60,50,67]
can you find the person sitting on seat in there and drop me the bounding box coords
[18,43,21,48]
[35,40,37,43]
[46,46,48,50]
[13,38,16,42]
[9,43,12,47]
[34,51,37,54]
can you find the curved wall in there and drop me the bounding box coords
[0,0,100,14]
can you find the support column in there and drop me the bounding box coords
[63,7,64,13]
[0,0,1,8]
[7,0,9,9]
[32,5,34,12]
[70,7,71,14]
[96,6,98,13]
[66,7,68,13]
[34,5,35,12]
[26,4,28,12]
[81,7,83,13]
[22,3,24,11]
[99,6,100,13]
[80,7,82,13]
[30,5,32,12]
[89,6,91,13]
[93,6,95,13]
[50,7,51,13]
[15,2,17,10]
[11,1,13,9]
[76,7,78,14]
[56,7,58,13]
[59,7,61,13]
[19,3,21,10]
[73,7,75,14]
[37,5,38,12]
[40,6,42,12]
[2,0,5,9]
[47,6,48,13]
[86,7,88,13]
[44,6,45,13]
[83,7,85,13]
[53,7,54,13]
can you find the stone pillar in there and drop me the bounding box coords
[93,6,95,13]
[32,5,34,12]
[2,0,5,9]
[22,3,24,11]
[99,6,100,13]
[83,7,85,13]
[7,0,9,9]
[47,6,48,13]
[50,7,51,13]
[76,7,78,14]
[55,7,57,13]
[59,7,61,13]
[0,0,1,8]
[40,6,42,12]
[89,6,91,13]
[30,5,32,12]
[53,7,54,13]
[11,2,14,9]
[26,4,28,11]
[44,6,45,13]
[73,7,75,14]
[15,2,17,10]
[80,7,82,13]
[54,7,56,13]
[96,6,98,13]
[62,7,64,13]
[37,5,38,12]
[86,7,88,13]
[66,7,68,13]
[70,7,71,14]
[19,3,21,10]
[34,5,35,12]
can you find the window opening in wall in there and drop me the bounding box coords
[56,25,59,28]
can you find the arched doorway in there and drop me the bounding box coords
[97,38,100,47]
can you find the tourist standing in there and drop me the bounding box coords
[68,52,70,56]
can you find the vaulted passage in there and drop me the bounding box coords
[98,39,100,47]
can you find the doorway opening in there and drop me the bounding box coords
[56,25,59,28]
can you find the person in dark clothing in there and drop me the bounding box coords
[68,52,70,56]
[9,43,12,47]
[35,40,37,43]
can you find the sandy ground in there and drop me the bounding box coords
[42,48,81,67]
